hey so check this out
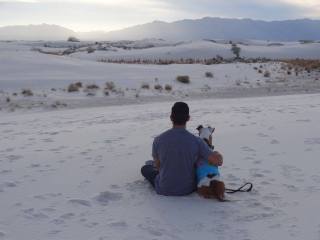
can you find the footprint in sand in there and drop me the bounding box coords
[85,222,99,228]
[3,182,18,188]
[257,133,269,138]
[138,223,164,237]
[107,221,128,228]
[22,208,49,220]
[280,164,304,179]
[0,170,12,175]
[311,175,320,183]
[304,138,320,145]
[226,173,241,181]
[253,160,262,164]
[283,184,299,192]
[94,191,123,206]
[59,213,75,220]
[270,139,280,144]
[68,199,92,207]
[6,155,23,162]
[296,119,311,123]
[241,146,256,153]
[47,230,61,236]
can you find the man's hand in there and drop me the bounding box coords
[208,151,223,166]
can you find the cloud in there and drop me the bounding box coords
[0,0,319,31]
[159,0,320,20]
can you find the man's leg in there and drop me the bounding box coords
[141,165,158,187]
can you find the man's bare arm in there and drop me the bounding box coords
[154,158,160,170]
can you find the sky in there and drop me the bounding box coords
[0,0,319,32]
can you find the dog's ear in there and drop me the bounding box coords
[196,125,203,131]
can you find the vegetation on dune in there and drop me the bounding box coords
[176,75,190,84]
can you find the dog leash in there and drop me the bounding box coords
[225,182,253,194]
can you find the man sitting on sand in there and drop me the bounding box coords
[141,102,223,196]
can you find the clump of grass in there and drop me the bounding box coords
[68,83,80,92]
[21,89,33,96]
[235,80,241,86]
[105,81,115,90]
[86,84,100,90]
[263,71,271,78]
[87,92,96,96]
[176,75,190,84]
[154,84,163,90]
[165,84,172,91]
[87,47,95,54]
[75,82,83,88]
[141,83,150,89]
[205,72,213,78]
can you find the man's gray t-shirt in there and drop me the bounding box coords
[152,128,212,196]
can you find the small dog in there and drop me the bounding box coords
[196,125,226,201]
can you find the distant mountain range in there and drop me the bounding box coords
[0,24,76,41]
[1,18,320,41]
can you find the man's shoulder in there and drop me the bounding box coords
[156,128,200,142]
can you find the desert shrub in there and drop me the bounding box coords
[68,83,80,92]
[141,83,150,89]
[287,71,292,75]
[87,47,95,53]
[235,80,241,86]
[264,71,271,78]
[86,84,100,90]
[6,97,10,103]
[299,40,314,44]
[258,69,263,74]
[51,88,56,91]
[253,67,258,70]
[154,84,163,90]
[68,36,80,42]
[75,82,83,88]
[176,75,190,84]
[165,84,172,91]
[105,81,115,90]
[104,91,109,96]
[21,89,33,96]
[231,43,241,59]
[205,72,214,78]
[12,93,17,96]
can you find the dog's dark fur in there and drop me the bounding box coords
[197,180,225,201]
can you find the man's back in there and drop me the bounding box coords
[153,128,212,196]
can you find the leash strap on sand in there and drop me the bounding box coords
[225,182,253,194]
